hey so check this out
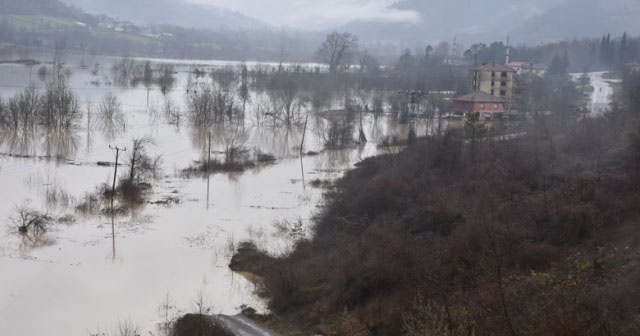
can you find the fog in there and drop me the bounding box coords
[58,0,640,44]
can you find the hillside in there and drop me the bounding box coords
[345,0,640,45]
[59,0,266,31]
[0,0,83,18]
[231,74,640,335]
[0,0,310,61]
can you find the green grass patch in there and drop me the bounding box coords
[1,14,76,29]
[90,30,158,45]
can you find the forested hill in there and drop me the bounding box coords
[0,0,82,17]
[0,0,312,61]
[59,0,266,31]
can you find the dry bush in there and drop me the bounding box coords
[171,314,233,336]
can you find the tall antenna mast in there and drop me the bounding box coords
[506,35,511,64]
[451,36,457,59]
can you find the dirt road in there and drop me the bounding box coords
[588,71,614,116]
[216,314,280,336]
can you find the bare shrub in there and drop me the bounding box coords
[171,314,233,336]
[9,203,51,235]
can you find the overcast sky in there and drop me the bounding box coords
[186,0,421,29]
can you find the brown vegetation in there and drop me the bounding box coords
[230,72,640,335]
[171,314,233,336]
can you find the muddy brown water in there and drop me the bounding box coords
[0,55,433,335]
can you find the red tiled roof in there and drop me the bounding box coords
[508,61,532,67]
[471,63,516,72]
[453,91,506,103]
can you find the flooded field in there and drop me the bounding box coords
[0,55,429,335]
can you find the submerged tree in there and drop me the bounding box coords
[157,64,175,95]
[39,80,81,131]
[127,137,162,182]
[97,92,125,138]
[9,203,51,235]
[316,32,359,73]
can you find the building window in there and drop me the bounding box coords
[501,71,507,77]
[500,81,506,87]
[500,90,506,96]
[491,89,495,95]
[491,81,495,87]
[491,71,496,77]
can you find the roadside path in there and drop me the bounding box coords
[588,71,614,116]
[216,314,281,336]
[570,71,615,117]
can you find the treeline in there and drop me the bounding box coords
[0,74,80,133]
[463,33,640,73]
[230,68,640,335]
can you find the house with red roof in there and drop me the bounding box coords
[452,91,506,121]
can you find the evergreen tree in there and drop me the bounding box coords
[548,53,568,75]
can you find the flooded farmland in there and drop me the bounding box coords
[0,55,427,335]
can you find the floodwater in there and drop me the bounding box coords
[0,55,423,336]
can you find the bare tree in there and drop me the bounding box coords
[6,85,40,131]
[192,285,214,315]
[143,61,154,105]
[239,64,250,125]
[268,75,304,126]
[187,84,216,127]
[128,137,161,182]
[219,124,249,165]
[157,64,175,95]
[97,92,125,139]
[39,80,81,131]
[52,40,67,82]
[316,32,359,73]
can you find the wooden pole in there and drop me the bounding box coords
[109,145,126,211]
[300,114,309,155]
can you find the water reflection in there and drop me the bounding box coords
[0,128,78,159]
[320,148,353,171]
[111,214,116,260]
[300,156,306,190]
[42,129,79,160]
[0,129,37,156]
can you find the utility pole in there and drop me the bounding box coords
[207,131,212,170]
[299,115,308,155]
[109,145,126,211]
[206,131,212,210]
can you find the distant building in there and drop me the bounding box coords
[626,61,640,73]
[471,63,515,105]
[507,61,546,76]
[452,91,506,121]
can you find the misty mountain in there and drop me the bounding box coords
[60,0,267,30]
[512,0,640,42]
[343,0,558,45]
[344,0,640,46]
